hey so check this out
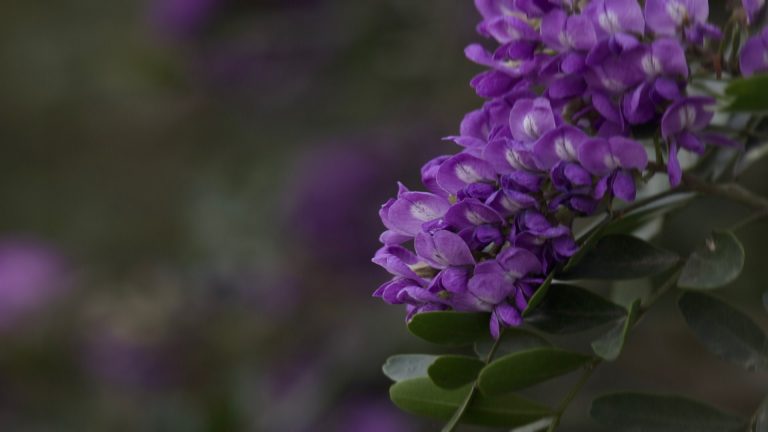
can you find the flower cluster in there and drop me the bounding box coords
[373,0,744,338]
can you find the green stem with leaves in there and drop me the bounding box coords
[441,333,503,432]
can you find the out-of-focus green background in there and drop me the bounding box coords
[0,1,765,431]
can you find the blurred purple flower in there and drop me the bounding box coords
[0,237,70,329]
[149,0,220,40]
[740,27,768,76]
[286,142,398,268]
[335,398,416,432]
[743,0,766,24]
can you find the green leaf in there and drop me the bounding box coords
[383,354,437,382]
[427,355,485,389]
[408,312,490,346]
[559,234,679,280]
[474,327,551,360]
[521,272,554,317]
[757,395,768,432]
[477,347,592,396]
[591,392,748,432]
[725,74,768,112]
[678,292,768,371]
[591,299,641,361]
[389,378,551,427]
[678,231,745,290]
[525,284,627,334]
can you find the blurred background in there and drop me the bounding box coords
[0,1,765,431]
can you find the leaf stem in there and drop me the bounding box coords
[729,210,768,231]
[640,266,684,314]
[681,173,768,212]
[441,332,504,432]
[546,358,601,431]
[645,162,768,212]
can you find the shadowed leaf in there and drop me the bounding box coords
[592,299,641,361]
[560,235,679,280]
[525,284,626,334]
[427,355,484,389]
[408,312,490,346]
[478,348,592,395]
[389,378,551,427]
[383,354,437,382]
[678,231,744,290]
[678,292,768,372]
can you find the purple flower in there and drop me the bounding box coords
[740,27,768,77]
[586,0,645,37]
[436,153,498,194]
[644,0,720,43]
[509,97,557,142]
[541,11,597,52]
[149,0,219,41]
[578,136,648,201]
[414,230,475,269]
[378,184,451,240]
[743,0,766,25]
[372,0,732,339]
[0,237,70,329]
[661,97,715,185]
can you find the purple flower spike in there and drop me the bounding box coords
[740,28,768,77]
[436,153,497,194]
[509,97,557,142]
[743,0,766,24]
[415,230,476,269]
[380,188,452,237]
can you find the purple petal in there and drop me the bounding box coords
[612,169,637,201]
[661,97,716,138]
[667,140,682,186]
[468,261,510,304]
[509,97,557,142]
[434,230,475,266]
[445,199,504,229]
[421,155,451,196]
[494,302,523,327]
[609,136,648,170]
[743,0,766,24]
[740,30,768,77]
[678,130,705,153]
[496,247,542,278]
[534,125,587,169]
[386,192,452,236]
[436,153,497,195]
[578,137,614,176]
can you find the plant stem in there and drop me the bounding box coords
[640,266,684,313]
[546,358,601,432]
[646,161,768,212]
[546,267,684,431]
[681,173,768,212]
[441,332,503,432]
